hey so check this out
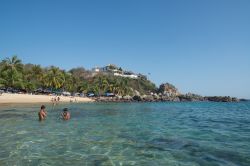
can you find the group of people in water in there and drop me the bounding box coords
[38,105,70,121]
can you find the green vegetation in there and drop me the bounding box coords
[0,56,24,89]
[0,55,241,102]
[0,56,157,96]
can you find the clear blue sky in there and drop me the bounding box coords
[0,0,250,98]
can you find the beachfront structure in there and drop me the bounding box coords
[114,72,138,79]
[93,64,122,73]
[93,67,100,72]
[92,64,145,79]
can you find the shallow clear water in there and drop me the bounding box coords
[0,102,250,166]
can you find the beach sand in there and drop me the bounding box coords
[0,93,94,104]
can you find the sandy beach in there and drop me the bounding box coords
[0,93,94,104]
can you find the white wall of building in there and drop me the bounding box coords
[114,73,138,79]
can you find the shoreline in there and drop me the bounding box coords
[0,93,246,105]
[0,93,94,104]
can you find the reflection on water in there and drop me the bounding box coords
[0,102,250,165]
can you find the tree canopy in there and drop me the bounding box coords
[0,56,157,96]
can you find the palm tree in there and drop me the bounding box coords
[23,64,44,90]
[31,65,44,82]
[79,80,89,93]
[62,71,75,92]
[92,84,100,96]
[1,55,24,88]
[106,78,115,93]
[118,78,130,96]
[2,55,23,72]
[0,77,6,87]
[94,76,110,95]
[102,78,109,93]
[44,66,65,89]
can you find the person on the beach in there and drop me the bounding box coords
[51,97,56,106]
[61,108,70,120]
[38,105,47,121]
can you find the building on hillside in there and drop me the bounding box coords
[114,72,138,79]
[93,64,146,79]
[93,67,100,72]
[92,64,122,73]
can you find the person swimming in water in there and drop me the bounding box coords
[38,105,47,121]
[61,108,70,120]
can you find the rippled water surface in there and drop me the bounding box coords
[0,102,250,166]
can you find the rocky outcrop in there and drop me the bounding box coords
[240,99,249,102]
[123,95,132,100]
[94,82,241,103]
[160,95,179,101]
[94,94,240,102]
[133,95,142,101]
[158,83,180,97]
[178,93,204,102]
[204,96,239,102]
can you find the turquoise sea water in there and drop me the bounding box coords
[0,102,250,166]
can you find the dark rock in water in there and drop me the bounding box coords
[160,96,169,101]
[160,96,178,101]
[172,97,180,102]
[93,93,239,103]
[209,149,249,166]
[142,95,154,102]
[200,154,236,166]
[85,154,113,166]
[240,98,249,102]
[146,137,200,152]
[123,95,132,101]
[133,95,142,101]
[178,93,204,102]
[204,96,239,102]
[231,97,239,102]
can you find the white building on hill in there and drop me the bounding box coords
[114,73,138,79]
[93,64,144,79]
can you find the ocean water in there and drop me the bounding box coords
[0,102,250,166]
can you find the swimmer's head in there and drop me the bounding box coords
[41,105,46,109]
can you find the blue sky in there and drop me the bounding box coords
[0,0,250,98]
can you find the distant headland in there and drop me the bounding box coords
[0,56,246,103]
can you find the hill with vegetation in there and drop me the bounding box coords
[0,56,157,96]
[0,55,241,102]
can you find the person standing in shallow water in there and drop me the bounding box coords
[61,108,70,120]
[38,105,47,121]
